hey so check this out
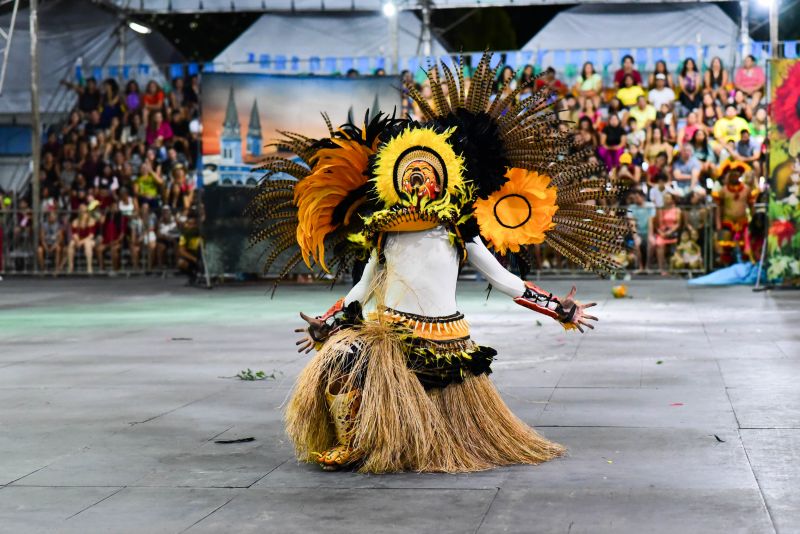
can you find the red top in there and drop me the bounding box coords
[614,68,643,87]
[102,216,127,243]
[143,90,165,108]
[74,221,96,240]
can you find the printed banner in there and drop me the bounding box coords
[766,59,800,285]
[199,72,400,275]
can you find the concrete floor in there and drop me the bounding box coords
[0,277,797,534]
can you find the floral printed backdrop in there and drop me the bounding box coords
[767,59,800,285]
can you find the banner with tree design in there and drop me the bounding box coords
[767,59,800,285]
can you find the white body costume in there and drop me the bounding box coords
[249,53,628,472]
[349,231,524,316]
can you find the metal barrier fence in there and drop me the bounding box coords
[0,208,181,275]
[2,204,720,277]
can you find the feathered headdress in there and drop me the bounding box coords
[404,52,628,273]
[248,52,629,286]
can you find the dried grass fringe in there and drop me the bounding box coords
[284,320,565,473]
[285,265,563,473]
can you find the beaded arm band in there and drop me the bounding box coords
[512,281,577,326]
[308,298,364,345]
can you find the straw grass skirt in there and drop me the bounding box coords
[285,321,565,473]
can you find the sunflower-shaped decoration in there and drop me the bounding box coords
[372,127,465,209]
[474,168,558,254]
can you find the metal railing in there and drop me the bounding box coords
[2,204,723,277]
[1,208,182,275]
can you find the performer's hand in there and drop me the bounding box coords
[294,312,330,354]
[560,286,598,333]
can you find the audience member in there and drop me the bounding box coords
[628,96,657,133]
[575,61,602,109]
[714,104,750,145]
[678,58,702,112]
[688,129,718,178]
[671,144,702,194]
[704,56,730,104]
[734,55,765,106]
[534,67,568,98]
[648,73,675,111]
[614,55,643,88]
[733,130,762,177]
[677,111,701,145]
[644,126,673,166]
[96,202,127,272]
[37,210,64,273]
[598,113,627,170]
[652,192,682,275]
[648,60,674,89]
[616,74,646,108]
[67,203,97,274]
[700,92,721,130]
[627,189,655,272]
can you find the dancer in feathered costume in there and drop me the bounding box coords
[248,53,629,472]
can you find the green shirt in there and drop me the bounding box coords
[135,173,160,199]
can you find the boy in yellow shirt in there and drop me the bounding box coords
[713,104,750,144]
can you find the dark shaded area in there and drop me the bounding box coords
[125,2,800,63]
[201,183,263,275]
[137,12,261,62]
[0,2,798,57]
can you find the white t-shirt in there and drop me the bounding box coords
[648,87,676,110]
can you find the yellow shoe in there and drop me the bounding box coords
[316,388,361,471]
[316,445,358,471]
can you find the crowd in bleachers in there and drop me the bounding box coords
[1,73,204,277]
[404,54,768,274]
[2,54,768,277]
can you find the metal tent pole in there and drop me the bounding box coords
[119,19,126,79]
[389,7,399,74]
[421,0,432,56]
[769,0,779,57]
[0,0,20,95]
[30,0,41,270]
[739,0,750,51]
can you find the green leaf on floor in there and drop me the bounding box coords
[235,368,278,381]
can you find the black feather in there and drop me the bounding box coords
[429,109,510,199]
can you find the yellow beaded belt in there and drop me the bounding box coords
[369,307,471,342]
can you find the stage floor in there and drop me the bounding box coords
[0,277,797,533]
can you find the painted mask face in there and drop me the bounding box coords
[401,159,441,200]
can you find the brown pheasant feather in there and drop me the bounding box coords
[403,52,629,274]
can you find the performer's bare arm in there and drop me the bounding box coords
[466,237,598,333]
[344,253,378,306]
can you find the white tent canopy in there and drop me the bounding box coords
[106,0,718,13]
[523,4,739,51]
[0,0,183,120]
[213,12,449,73]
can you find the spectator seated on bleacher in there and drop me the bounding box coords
[734,55,765,106]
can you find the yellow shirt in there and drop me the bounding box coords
[616,86,646,107]
[713,116,750,144]
[179,234,202,253]
[628,105,656,129]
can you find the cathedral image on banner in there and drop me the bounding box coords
[201,72,399,192]
[205,86,263,185]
